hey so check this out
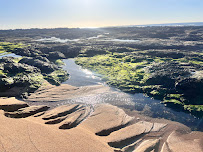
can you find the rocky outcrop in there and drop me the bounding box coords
[19,57,58,73]
[13,47,44,57]
[3,62,40,74]
[48,51,66,59]
[175,78,203,104]
[146,50,185,59]
[0,57,44,97]
[40,45,81,58]
[146,61,191,88]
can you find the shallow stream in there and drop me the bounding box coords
[62,59,203,131]
[0,53,21,58]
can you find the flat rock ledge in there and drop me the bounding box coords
[0,97,202,152]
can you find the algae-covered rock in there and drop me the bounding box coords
[19,57,58,73]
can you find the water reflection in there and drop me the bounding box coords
[0,53,21,58]
[35,37,80,43]
[35,36,140,44]
[62,59,203,131]
[62,59,103,86]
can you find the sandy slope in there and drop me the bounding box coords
[0,109,112,152]
[0,83,203,152]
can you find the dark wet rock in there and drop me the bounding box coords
[175,78,203,104]
[146,75,176,89]
[80,48,108,57]
[19,57,58,73]
[61,46,81,58]
[4,105,50,118]
[13,48,32,56]
[146,62,191,88]
[48,51,66,59]
[0,59,43,96]
[0,57,15,64]
[146,50,185,59]
[109,47,135,53]
[35,56,50,62]
[0,85,27,97]
[40,45,80,58]
[13,47,43,57]
[3,62,40,74]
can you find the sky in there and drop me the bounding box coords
[0,0,203,29]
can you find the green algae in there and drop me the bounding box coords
[75,52,203,117]
[55,59,65,66]
[44,69,69,85]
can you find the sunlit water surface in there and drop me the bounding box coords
[61,59,203,131]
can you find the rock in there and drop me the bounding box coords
[61,46,80,58]
[80,104,134,136]
[161,131,203,152]
[0,57,43,97]
[42,104,80,120]
[35,56,50,62]
[19,57,58,73]
[14,47,43,57]
[59,106,91,129]
[146,61,191,88]
[0,97,28,112]
[5,105,50,118]
[175,78,203,104]
[40,45,80,58]
[147,50,185,59]
[0,57,15,63]
[3,62,40,73]
[48,51,66,59]
[134,139,160,152]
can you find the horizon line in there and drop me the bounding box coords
[0,21,203,30]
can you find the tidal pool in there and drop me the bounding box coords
[62,59,203,131]
[35,37,80,43]
[35,36,140,44]
[0,53,21,58]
